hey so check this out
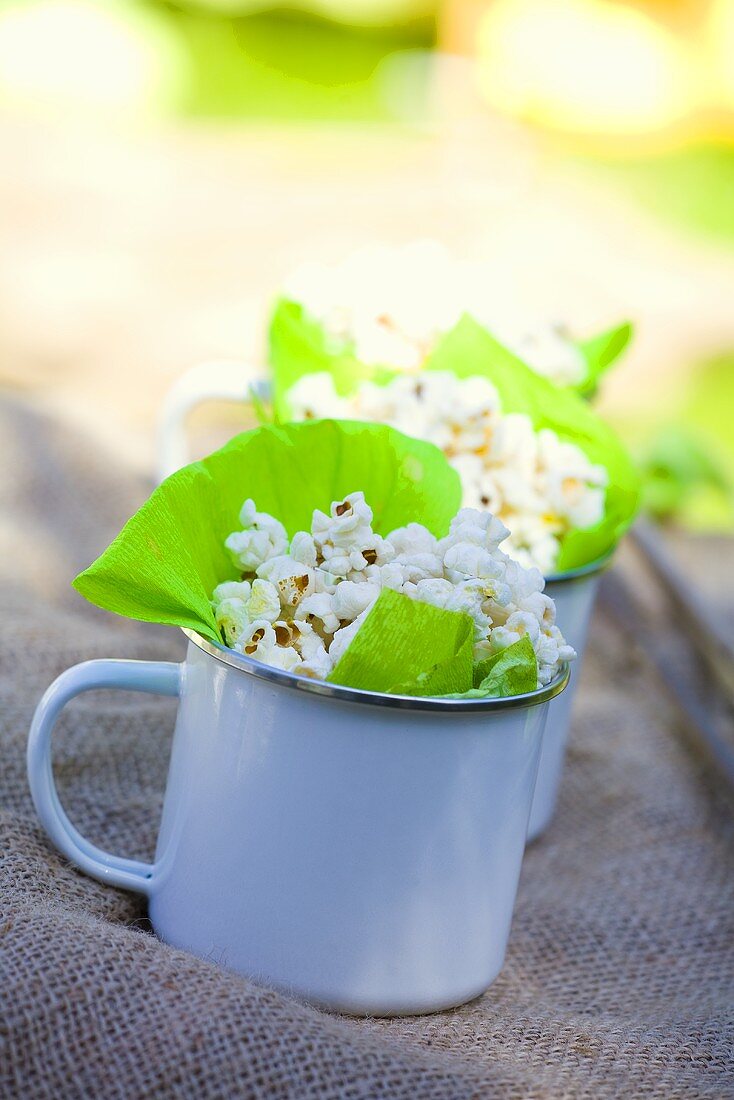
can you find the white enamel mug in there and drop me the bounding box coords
[526,556,609,841]
[28,630,568,1016]
[155,366,609,846]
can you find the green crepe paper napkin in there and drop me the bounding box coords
[268,297,631,415]
[328,589,475,696]
[328,591,538,699]
[577,321,633,398]
[270,304,640,571]
[73,420,461,643]
[426,316,640,569]
[468,636,538,698]
[426,312,638,567]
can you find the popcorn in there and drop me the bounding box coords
[234,620,302,673]
[290,531,318,568]
[212,580,253,603]
[328,609,371,667]
[287,374,352,421]
[256,555,315,611]
[215,596,252,648]
[246,579,281,622]
[506,323,586,387]
[285,371,608,574]
[212,494,576,690]
[311,492,393,578]
[298,592,341,637]
[331,580,380,622]
[291,619,334,679]
[225,499,288,572]
[212,578,281,647]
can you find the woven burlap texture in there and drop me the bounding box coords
[1,398,732,1100]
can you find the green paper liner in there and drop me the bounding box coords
[73,420,461,643]
[328,589,475,696]
[577,321,633,397]
[328,591,538,699]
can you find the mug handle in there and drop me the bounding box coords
[156,359,269,483]
[27,659,181,896]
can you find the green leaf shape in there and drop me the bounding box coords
[576,321,633,397]
[425,316,640,570]
[440,637,539,700]
[328,588,475,696]
[73,421,462,643]
[472,636,538,696]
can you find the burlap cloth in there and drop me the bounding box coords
[1,397,732,1099]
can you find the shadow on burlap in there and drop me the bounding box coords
[1,398,732,1100]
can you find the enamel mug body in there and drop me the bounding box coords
[526,559,607,841]
[28,631,568,1016]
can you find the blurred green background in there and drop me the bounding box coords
[0,0,732,527]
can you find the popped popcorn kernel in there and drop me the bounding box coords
[256,555,316,611]
[225,499,288,572]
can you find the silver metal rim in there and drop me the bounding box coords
[182,629,570,713]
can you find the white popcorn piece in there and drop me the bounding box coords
[311,492,392,578]
[388,523,438,557]
[392,550,444,585]
[311,491,374,545]
[509,323,586,387]
[518,591,556,628]
[503,557,545,600]
[331,580,380,622]
[297,592,341,636]
[256,555,316,611]
[387,522,442,583]
[213,579,281,646]
[313,568,341,594]
[491,610,542,651]
[290,531,318,568]
[406,577,454,606]
[215,597,251,648]
[442,542,511,603]
[440,508,510,554]
[328,608,371,667]
[234,620,302,672]
[246,579,281,623]
[225,499,289,572]
[291,619,334,679]
[377,561,407,591]
[212,579,252,604]
[286,373,353,421]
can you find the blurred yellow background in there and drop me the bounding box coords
[1,0,732,527]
